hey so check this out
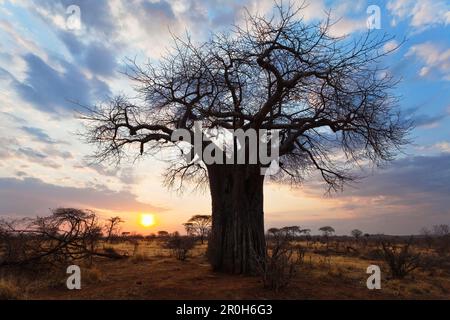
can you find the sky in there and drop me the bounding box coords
[0,0,449,236]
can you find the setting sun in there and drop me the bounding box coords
[140,214,156,227]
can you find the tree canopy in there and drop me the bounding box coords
[81,2,409,193]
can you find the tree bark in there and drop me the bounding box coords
[207,164,266,274]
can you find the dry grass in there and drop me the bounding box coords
[0,278,23,300]
[130,253,149,264]
[1,239,448,300]
[83,267,103,285]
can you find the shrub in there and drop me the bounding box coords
[0,278,22,300]
[254,234,302,292]
[436,235,450,256]
[163,236,196,261]
[379,239,422,279]
[0,209,111,269]
[102,246,122,258]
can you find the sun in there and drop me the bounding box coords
[140,214,155,227]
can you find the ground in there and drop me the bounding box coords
[7,240,448,300]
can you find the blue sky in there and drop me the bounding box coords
[0,0,449,235]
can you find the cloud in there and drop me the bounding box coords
[142,0,175,20]
[0,177,166,217]
[31,0,117,36]
[15,147,62,169]
[278,153,450,234]
[345,154,450,198]
[0,135,72,169]
[0,19,46,61]
[387,0,450,31]
[383,40,400,53]
[0,111,27,124]
[433,142,450,153]
[412,114,446,128]
[56,32,119,77]
[403,106,448,128]
[20,126,58,144]
[328,17,367,37]
[406,42,450,81]
[84,43,118,77]
[14,54,111,114]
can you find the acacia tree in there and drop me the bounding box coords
[183,215,212,244]
[319,226,335,237]
[81,3,409,274]
[105,216,124,243]
[351,229,363,240]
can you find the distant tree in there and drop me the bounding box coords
[105,216,124,242]
[183,222,195,236]
[432,224,450,255]
[267,228,280,237]
[420,227,434,249]
[302,229,311,235]
[172,231,180,237]
[279,226,310,240]
[319,226,335,237]
[319,226,335,249]
[433,224,450,236]
[351,229,363,240]
[281,226,301,238]
[183,215,212,244]
[157,231,169,238]
[145,233,156,241]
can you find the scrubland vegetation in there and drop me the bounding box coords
[0,209,449,300]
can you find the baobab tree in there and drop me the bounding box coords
[81,3,409,274]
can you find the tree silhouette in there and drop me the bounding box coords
[319,226,335,237]
[183,215,212,244]
[105,216,124,243]
[157,231,169,238]
[81,3,409,274]
[351,229,363,239]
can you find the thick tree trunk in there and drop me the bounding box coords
[207,164,266,274]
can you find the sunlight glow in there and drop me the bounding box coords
[140,214,156,227]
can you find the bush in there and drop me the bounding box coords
[254,234,302,292]
[379,240,422,279]
[130,253,149,264]
[163,236,196,261]
[0,278,22,300]
[0,209,104,268]
[361,248,384,260]
[436,235,450,256]
[102,246,122,258]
